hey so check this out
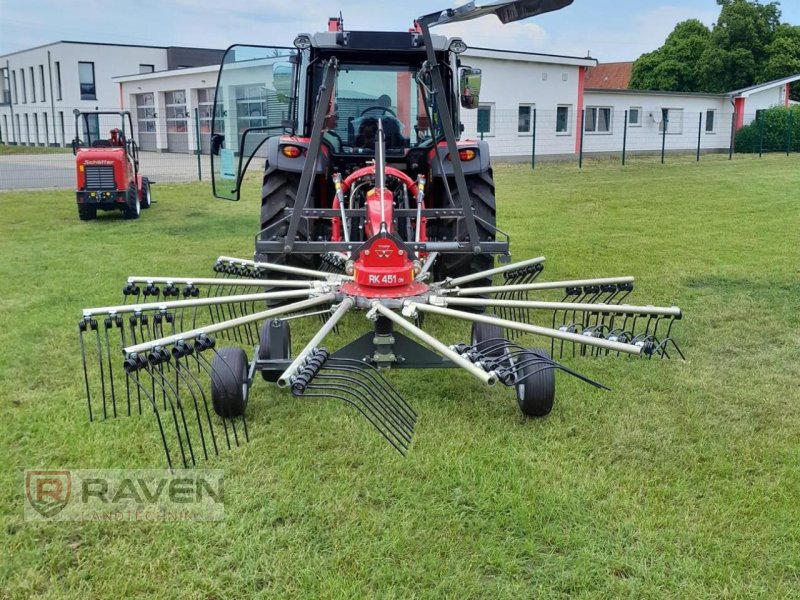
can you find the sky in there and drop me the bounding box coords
[1,0,799,62]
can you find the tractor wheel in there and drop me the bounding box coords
[258,319,291,382]
[259,163,318,274]
[140,177,152,209]
[123,182,140,219]
[78,205,97,221]
[514,347,555,418]
[210,346,249,418]
[433,170,496,292]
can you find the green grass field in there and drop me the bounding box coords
[1,154,799,598]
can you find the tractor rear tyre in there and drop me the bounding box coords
[258,319,291,382]
[259,163,317,274]
[78,205,97,221]
[433,170,496,293]
[210,346,249,418]
[123,182,140,219]
[140,177,152,209]
[514,347,555,418]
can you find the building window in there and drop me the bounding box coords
[43,112,49,145]
[139,64,155,74]
[556,105,571,134]
[39,65,46,102]
[2,115,7,142]
[29,67,36,103]
[705,109,716,134]
[165,90,188,133]
[1,68,10,105]
[628,107,642,127]
[55,61,62,100]
[59,111,65,146]
[659,108,684,134]
[136,92,157,133]
[24,113,30,143]
[518,104,535,134]
[477,103,494,136]
[198,87,221,134]
[20,69,27,103]
[78,62,96,100]
[33,112,40,144]
[585,106,612,134]
[11,70,18,104]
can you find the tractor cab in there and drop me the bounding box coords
[72,110,153,221]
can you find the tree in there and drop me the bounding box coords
[630,0,798,96]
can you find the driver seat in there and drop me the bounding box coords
[352,116,404,149]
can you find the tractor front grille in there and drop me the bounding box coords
[84,165,116,190]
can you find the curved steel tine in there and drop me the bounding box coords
[78,323,94,422]
[102,319,118,418]
[150,362,196,467]
[175,357,219,457]
[127,369,176,470]
[314,372,414,442]
[302,386,410,455]
[194,350,238,450]
[327,358,417,421]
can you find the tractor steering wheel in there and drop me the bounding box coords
[359,106,398,118]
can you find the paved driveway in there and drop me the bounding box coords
[0,151,213,190]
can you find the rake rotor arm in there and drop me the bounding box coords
[123,293,336,356]
[126,276,318,289]
[406,302,648,356]
[428,296,683,318]
[371,302,498,385]
[440,255,546,288]
[84,290,317,318]
[216,256,352,281]
[447,276,636,296]
[277,298,355,388]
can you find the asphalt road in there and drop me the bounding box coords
[0,151,213,190]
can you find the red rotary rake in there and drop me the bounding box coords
[75,1,685,467]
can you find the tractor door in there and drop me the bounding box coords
[210,45,304,200]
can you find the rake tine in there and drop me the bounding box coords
[328,358,417,422]
[144,363,188,468]
[149,351,196,467]
[195,351,234,451]
[90,320,108,420]
[103,318,118,418]
[78,321,94,422]
[174,351,218,457]
[124,358,174,470]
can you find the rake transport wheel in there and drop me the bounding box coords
[433,170,496,291]
[259,163,317,273]
[140,177,152,209]
[211,346,249,418]
[258,319,291,382]
[78,205,97,221]
[471,315,506,360]
[123,182,140,220]
[515,348,556,418]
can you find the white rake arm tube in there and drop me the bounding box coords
[216,256,350,280]
[372,302,497,385]
[444,256,546,287]
[453,276,635,297]
[277,298,355,388]
[127,276,315,288]
[83,290,315,318]
[409,302,644,357]
[124,293,336,356]
[431,296,682,318]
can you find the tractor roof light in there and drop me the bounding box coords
[293,34,312,49]
[449,38,468,54]
[281,145,303,159]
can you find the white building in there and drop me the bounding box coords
[0,41,223,147]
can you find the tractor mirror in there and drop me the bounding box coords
[273,62,293,104]
[210,134,225,156]
[459,67,482,110]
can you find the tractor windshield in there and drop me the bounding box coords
[329,64,431,153]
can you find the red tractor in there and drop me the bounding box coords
[72,110,153,220]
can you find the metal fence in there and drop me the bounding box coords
[1,105,797,190]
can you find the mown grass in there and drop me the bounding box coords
[0,154,799,598]
[0,144,72,156]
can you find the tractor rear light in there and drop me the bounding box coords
[447,149,477,162]
[281,145,303,159]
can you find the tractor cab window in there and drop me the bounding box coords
[329,64,429,155]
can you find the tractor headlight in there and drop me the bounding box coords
[293,34,312,49]
[449,38,468,54]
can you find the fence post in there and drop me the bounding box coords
[622,110,628,166]
[531,108,537,170]
[661,115,668,164]
[729,113,736,160]
[696,112,702,162]
[578,109,585,169]
[194,108,202,181]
